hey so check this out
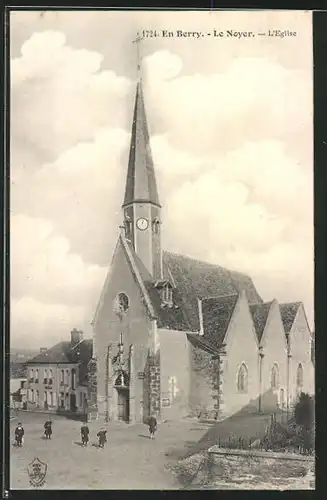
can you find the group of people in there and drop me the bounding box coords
[14,415,158,448]
[80,423,108,448]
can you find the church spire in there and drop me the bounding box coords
[122,36,161,209]
[121,36,162,280]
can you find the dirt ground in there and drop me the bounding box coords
[9,411,314,490]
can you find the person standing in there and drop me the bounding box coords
[14,422,24,447]
[44,420,52,439]
[81,422,90,446]
[148,415,157,440]
[97,428,107,448]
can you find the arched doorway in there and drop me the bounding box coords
[114,371,130,422]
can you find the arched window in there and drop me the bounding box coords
[296,363,304,388]
[271,363,279,390]
[237,363,248,393]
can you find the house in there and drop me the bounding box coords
[24,329,92,414]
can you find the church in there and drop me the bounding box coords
[90,70,314,425]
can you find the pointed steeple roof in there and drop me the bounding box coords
[122,80,161,208]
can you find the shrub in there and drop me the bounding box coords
[294,393,315,431]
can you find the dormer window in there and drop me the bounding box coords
[155,280,173,307]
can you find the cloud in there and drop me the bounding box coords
[11,297,89,349]
[11,30,132,163]
[144,51,312,156]
[11,214,106,309]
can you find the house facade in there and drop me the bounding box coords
[25,329,92,414]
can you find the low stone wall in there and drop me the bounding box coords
[206,446,315,489]
[170,447,315,490]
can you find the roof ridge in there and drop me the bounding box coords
[279,301,302,307]
[163,250,251,277]
[201,293,239,301]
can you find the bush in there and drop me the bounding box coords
[294,393,315,431]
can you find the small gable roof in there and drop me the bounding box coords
[201,294,239,347]
[249,301,273,342]
[279,302,301,334]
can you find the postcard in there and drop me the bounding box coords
[8,9,314,491]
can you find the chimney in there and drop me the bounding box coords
[71,328,83,347]
[40,347,48,354]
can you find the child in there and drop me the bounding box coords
[14,422,24,447]
[44,420,52,439]
[148,415,157,440]
[97,428,107,448]
[81,422,90,446]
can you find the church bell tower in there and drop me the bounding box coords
[122,63,163,280]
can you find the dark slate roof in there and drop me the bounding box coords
[26,340,93,384]
[127,243,191,330]
[126,243,262,334]
[249,302,273,342]
[123,81,161,208]
[201,295,239,347]
[161,251,262,331]
[279,302,301,334]
[187,333,219,354]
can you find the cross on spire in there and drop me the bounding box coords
[132,33,144,80]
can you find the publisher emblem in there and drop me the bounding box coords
[27,457,47,487]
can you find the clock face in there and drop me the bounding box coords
[136,218,149,231]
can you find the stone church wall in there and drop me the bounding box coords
[222,293,260,417]
[159,328,191,420]
[289,305,315,404]
[94,238,154,422]
[188,343,219,419]
[259,301,288,413]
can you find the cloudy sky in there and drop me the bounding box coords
[10,10,313,348]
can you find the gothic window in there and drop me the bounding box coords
[35,369,39,382]
[29,368,34,381]
[115,293,130,313]
[237,363,248,393]
[271,363,279,390]
[296,363,304,389]
[61,369,64,384]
